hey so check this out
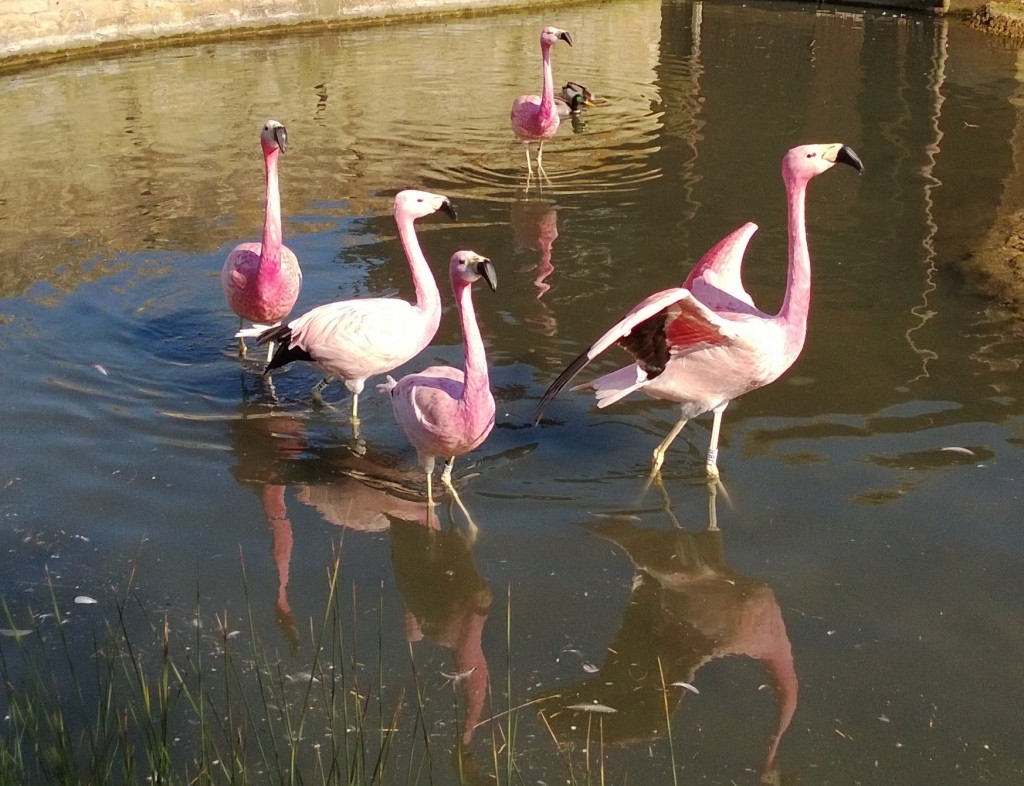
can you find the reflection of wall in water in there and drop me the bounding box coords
[0,1,665,301]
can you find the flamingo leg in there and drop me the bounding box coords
[524,144,534,176]
[237,317,248,358]
[651,416,689,475]
[706,478,730,532]
[707,479,720,532]
[650,472,684,529]
[423,456,437,509]
[705,403,728,479]
[441,459,478,543]
[311,376,334,405]
[536,141,550,183]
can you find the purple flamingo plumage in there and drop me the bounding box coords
[510,26,573,182]
[379,251,497,530]
[533,143,863,478]
[222,120,301,360]
[253,190,457,424]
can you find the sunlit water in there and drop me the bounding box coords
[2,0,1024,782]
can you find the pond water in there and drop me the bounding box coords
[2,0,1024,782]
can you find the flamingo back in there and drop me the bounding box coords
[289,297,441,381]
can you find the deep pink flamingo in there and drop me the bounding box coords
[252,190,456,424]
[510,26,573,181]
[379,251,497,524]
[221,120,301,359]
[533,143,863,478]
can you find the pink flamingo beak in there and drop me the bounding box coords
[559,31,573,46]
[441,199,458,221]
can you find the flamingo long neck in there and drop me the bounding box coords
[778,172,810,331]
[396,214,441,318]
[260,148,283,270]
[454,278,490,405]
[538,42,556,124]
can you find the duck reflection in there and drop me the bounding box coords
[541,517,797,780]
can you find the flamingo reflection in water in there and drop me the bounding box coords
[227,401,310,650]
[229,396,433,644]
[511,198,559,300]
[536,508,797,780]
[391,517,491,760]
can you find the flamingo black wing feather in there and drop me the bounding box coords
[261,325,314,373]
[532,348,593,425]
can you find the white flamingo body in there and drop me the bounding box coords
[282,298,438,388]
[253,190,456,421]
[534,143,864,477]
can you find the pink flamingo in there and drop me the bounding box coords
[510,26,574,182]
[221,120,301,360]
[251,190,457,424]
[378,251,497,528]
[533,143,863,478]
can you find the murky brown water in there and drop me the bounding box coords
[2,1,1024,782]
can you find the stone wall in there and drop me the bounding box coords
[0,0,549,63]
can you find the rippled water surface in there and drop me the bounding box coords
[2,1,1024,782]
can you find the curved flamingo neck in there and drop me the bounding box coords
[778,171,810,329]
[453,277,489,404]
[260,148,283,270]
[538,42,556,125]
[396,213,441,317]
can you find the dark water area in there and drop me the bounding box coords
[2,0,1023,782]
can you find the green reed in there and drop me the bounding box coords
[1,554,646,785]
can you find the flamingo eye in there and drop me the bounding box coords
[806,152,816,159]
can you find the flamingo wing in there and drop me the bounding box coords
[533,288,731,423]
[263,298,435,376]
[683,222,760,313]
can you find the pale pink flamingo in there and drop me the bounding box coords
[378,251,497,528]
[249,190,457,424]
[510,26,574,182]
[533,143,863,478]
[221,120,301,360]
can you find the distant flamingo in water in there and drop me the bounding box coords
[222,120,301,360]
[250,190,457,424]
[533,143,863,478]
[379,251,497,532]
[510,26,573,182]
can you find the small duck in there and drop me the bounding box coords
[555,81,595,118]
